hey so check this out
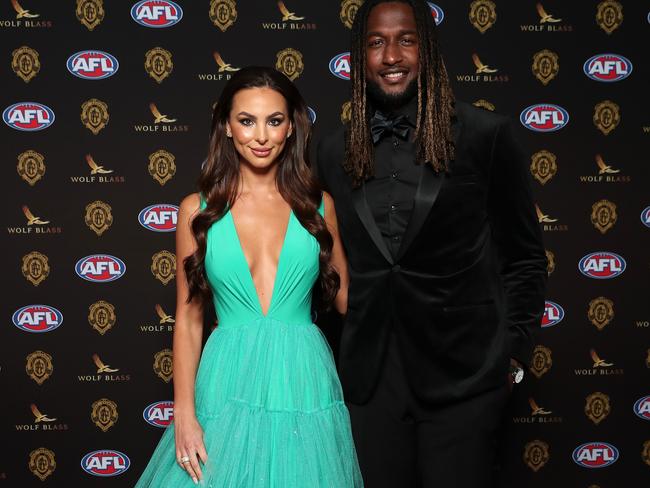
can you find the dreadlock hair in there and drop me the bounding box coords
[345,0,456,187]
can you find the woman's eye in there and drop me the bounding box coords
[239,118,253,126]
[268,118,283,127]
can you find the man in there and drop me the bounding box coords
[316,1,547,486]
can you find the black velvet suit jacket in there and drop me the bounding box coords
[316,101,547,406]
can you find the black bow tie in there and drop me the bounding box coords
[370,111,411,144]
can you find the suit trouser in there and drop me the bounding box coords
[346,331,510,488]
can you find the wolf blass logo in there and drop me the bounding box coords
[133,103,188,132]
[140,304,175,333]
[579,154,630,183]
[7,206,61,235]
[0,0,52,28]
[70,154,125,183]
[520,3,572,32]
[456,53,508,83]
[198,51,240,81]
[262,1,316,30]
[513,397,562,424]
[78,354,130,382]
[574,350,623,376]
[16,403,68,432]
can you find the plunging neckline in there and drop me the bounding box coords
[228,207,293,318]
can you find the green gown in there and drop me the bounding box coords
[135,198,363,487]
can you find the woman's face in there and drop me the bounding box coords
[226,86,292,170]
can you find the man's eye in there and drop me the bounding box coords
[368,39,383,47]
[401,38,415,45]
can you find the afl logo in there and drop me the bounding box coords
[3,102,54,131]
[12,305,63,333]
[307,107,317,124]
[640,206,650,228]
[138,204,179,232]
[81,450,130,477]
[633,396,650,421]
[143,401,174,427]
[428,3,444,25]
[75,255,126,282]
[579,252,626,279]
[329,52,351,80]
[131,1,183,28]
[541,301,564,328]
[67,51,119,80]
[520,104,569,132]
[572,442,619,468]
[583,54,632,82]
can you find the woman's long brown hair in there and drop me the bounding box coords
[184,66,339,312]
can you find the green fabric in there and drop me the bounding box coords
[135,196,363,487]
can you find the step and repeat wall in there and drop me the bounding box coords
[2,0,648,486]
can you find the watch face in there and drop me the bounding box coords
[514,369,524,384]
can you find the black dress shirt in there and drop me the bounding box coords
[364,98,421,257]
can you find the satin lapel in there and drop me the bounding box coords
[351,185,394,265]
[396,118,462,261]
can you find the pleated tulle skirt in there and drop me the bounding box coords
[135,318,364,487]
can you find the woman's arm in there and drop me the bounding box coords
[172,192,207,483]
[323,191,349,315]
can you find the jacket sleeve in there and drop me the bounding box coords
[487,118,547,368]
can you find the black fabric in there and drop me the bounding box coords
[347,331,510,488]
[365,98,420,258]
[315,101,547,406]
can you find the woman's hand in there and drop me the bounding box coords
[174,413,208,484]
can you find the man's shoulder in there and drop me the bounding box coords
[455,100,509,131]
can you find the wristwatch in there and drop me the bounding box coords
[510,364,524,384]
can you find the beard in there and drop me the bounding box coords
[366,78,418,112]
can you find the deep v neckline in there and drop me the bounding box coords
[228,207,293,318]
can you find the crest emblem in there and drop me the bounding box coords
[91,398,118,432]
[12,46,40,82]
[17,150,45,186]
[81,98,109,135]
[22,251,50,286]
[26,350,53,385]
[29,448,56,481]
[275,48,304,81]
[88,300,116,335]
[154,349,173,382]
[587,297,614,331]
[532,49,559,85]
[523,440,549,472]
[596,1,623,34]
[590,200,617,234]
[593,100,620,135]
[151,250,176,285]
[148,149,176,185]
[530,345,552,379]
[545,249,555,276]
[585,392,610,425]
[530,150,557,185]
[469,0,496,34]
[76,0,104,30]
[340,101,351,124]
[340,0,362,29]
[144,47,173,83]
[85,200,113,236]
[209,0,237,32]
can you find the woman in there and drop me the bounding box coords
[135,67,363,487]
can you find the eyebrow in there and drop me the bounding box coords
[366,29,417,37]
[236,111,286,119]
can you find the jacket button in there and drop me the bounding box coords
[392,265,401,272]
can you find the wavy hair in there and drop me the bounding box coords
[184,66,339,311]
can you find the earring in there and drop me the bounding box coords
[226,130,232,138]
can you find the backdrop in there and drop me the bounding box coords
[2,0,649,486]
